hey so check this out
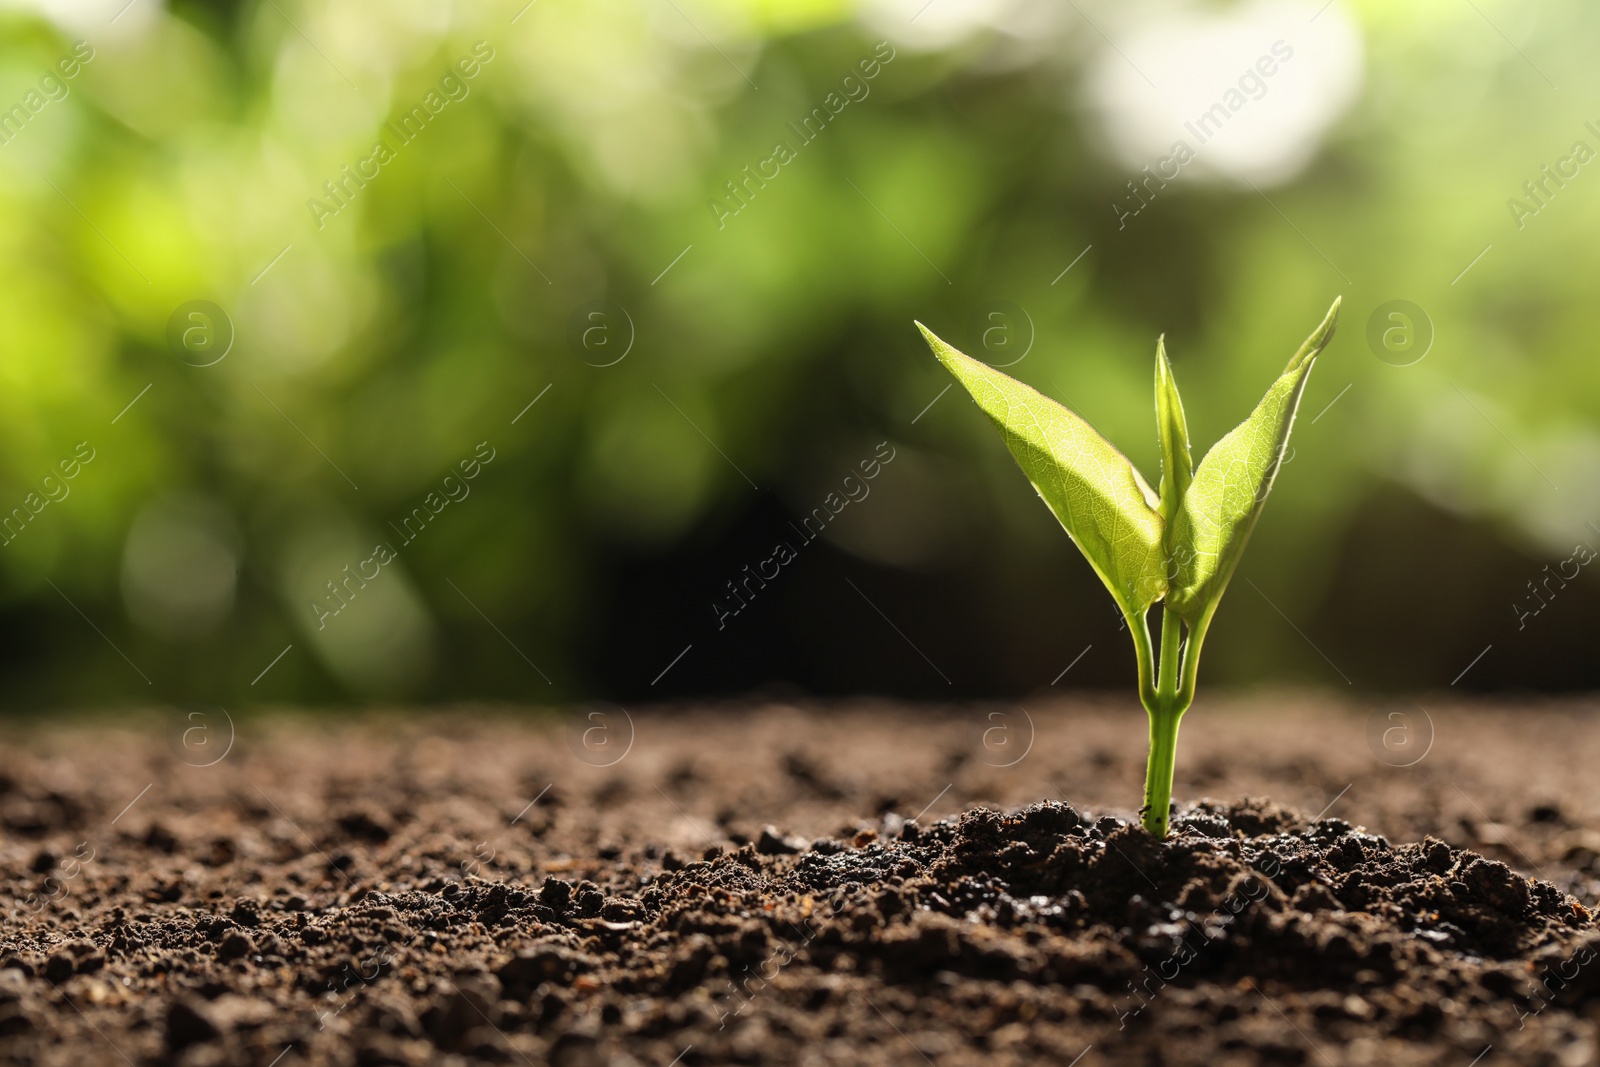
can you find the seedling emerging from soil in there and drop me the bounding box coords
[918,299,1340,837]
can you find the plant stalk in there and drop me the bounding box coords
[1140,607,1194,837]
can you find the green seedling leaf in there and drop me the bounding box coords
[1166,298,1341,626]
[1153,336,1192,532]
[920,300,1339,838]
[918,323,1167,615]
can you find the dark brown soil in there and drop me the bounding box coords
[3,697,1599,1066]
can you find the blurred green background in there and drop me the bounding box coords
[0,0,1594,706]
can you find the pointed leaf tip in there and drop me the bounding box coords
[1153,335,1192,530]
[1166,301,1337,626]
[1287,296,1342,372]
[916,324,1167,615]
[917,321,961,371]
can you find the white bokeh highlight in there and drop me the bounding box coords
[1084,0,1364,186]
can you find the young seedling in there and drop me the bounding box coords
[918,299,1340,837]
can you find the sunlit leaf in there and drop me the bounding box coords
[1154,335,1191,532]
[918,323,1167,615]
[1166,298,1341,625]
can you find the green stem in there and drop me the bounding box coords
[1177,609,1214,710]
[1122,605,1157,712]
[1140,607,1194,837]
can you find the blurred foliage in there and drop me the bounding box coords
[0,0,1596,705]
